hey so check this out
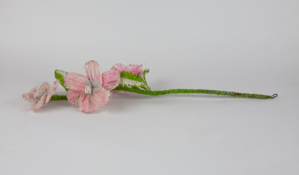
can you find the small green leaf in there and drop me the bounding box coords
[120,71,143,82]
[55,69,69,91]
[142,69,151,90]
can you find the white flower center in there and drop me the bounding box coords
[85,85,92,94]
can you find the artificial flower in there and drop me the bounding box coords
[65,60,120,113]
[23,80,60,110]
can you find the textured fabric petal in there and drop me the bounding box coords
[84,60,102,85]
[29,86,40,95]
[93,86,110,108]
[23,93,38,103]
[34,82,50,100]
[67,89,84,107]
[111,63,127,73]
[65,72,87,92]
[125,64,143,75]
[31,94,46,110]
[23,86,40,102]
[79,94,99,113]
[45,80,60,104]
[78,86,110,113]
[102,69,120,90]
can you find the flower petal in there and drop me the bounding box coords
[29,86,40,95]
[31,94,47,110]
[79,86,110,113]
[111,63,127,72]
[67,89,84,107]
[40,82,50,91]
[34,82,50,100]
[23,93,38,103]
[79,94,98,113]
[85,60,102,85]
[93,86,110,108]
[125,64,143,75]
[45,80,60,104]
[102,69,120,90]
[65,72,86,92]
[23,86,40,103]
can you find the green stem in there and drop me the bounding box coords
[50,87,277,101]
[114,85,276,99]
[50,95,68,101]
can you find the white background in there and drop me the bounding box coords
[0,0,298,174]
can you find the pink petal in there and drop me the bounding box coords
[125,64,143,75]
[34,82,50,100]
[23,92,38,103]
[79,86,110,113]
[93,86,110,108]
[31,94,47,110]
[40,82,50,91]
[23,86,40,102]
[29,86,40,95]
[79,94,98,113]
[67,89,84,107]
[111,63,127,72]
[65,72,86,92]
[102,69,120,90]
[45,80,60,104]
[84,60,102,85]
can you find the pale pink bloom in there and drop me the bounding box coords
[65,60,120,113]
[23,80,60,110]
[111,63,143,75]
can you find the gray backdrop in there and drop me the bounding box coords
[0,0,298,174]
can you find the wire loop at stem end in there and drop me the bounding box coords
[272,93,278,98]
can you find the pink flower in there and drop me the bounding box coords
[23,80,60,110]
[111,63,143,75]
[65,60,120,113]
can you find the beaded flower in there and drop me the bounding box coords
[64,60,120,113]
[22,60,277,114]
[23,80,60,110]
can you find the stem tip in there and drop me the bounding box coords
[272,93,278,98]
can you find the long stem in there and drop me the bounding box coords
[50,87,277,101]
[114,86,276,99]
